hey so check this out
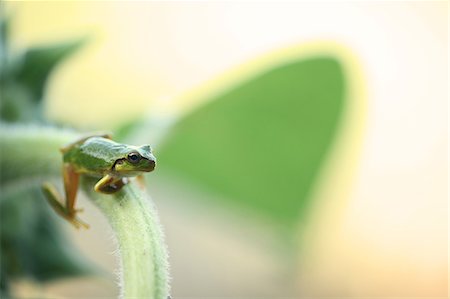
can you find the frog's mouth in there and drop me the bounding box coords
[111,157,156,174]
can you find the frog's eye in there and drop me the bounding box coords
[127,152,141,164]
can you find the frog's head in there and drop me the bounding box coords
[113,145,156,175]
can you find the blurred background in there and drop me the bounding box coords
[1,1,447,298]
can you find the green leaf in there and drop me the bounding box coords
[14,39,85,102]
[158,57,345,230]
[0,13,9,68]
[0,84,34,123]
[0,18,85,123]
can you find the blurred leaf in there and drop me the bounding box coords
[0,184,96,286]
[0,84,34,122]
[13,39,85,102]
[0,18,85,123]
[0,13,9,67]
[158,57,345,230]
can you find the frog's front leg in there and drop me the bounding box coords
[42,164,89,229]
[94,174,127,194]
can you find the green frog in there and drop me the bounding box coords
[42,134,156,229]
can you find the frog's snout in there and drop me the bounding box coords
[144,158,156,172]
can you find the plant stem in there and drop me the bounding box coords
[83,177,170,299]
[0,124,76,183]
[0,123,170,299]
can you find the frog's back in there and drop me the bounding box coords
[63,137,129,175]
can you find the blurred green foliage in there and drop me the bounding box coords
[1,187,94,290]
[0,16,84,123]
[0,17,94,297]
[159,58,345,230]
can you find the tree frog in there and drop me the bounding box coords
[42,134,156,229]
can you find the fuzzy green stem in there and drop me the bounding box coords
[83,178,170,299]
[0,123,170,299]
[0,124,77,183]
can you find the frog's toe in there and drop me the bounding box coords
[70,220,81,229]
[68,215,90,229]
